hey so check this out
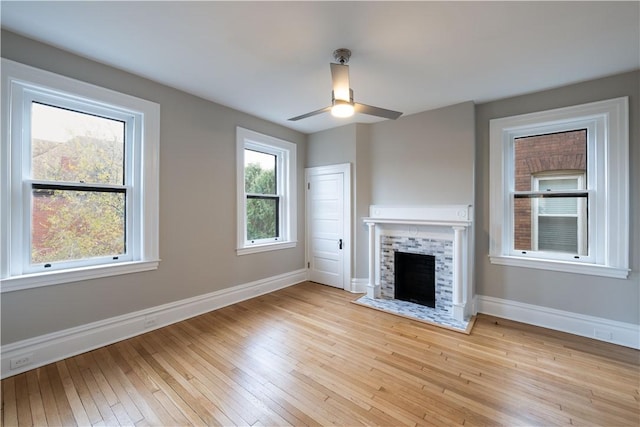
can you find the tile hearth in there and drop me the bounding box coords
[353,295,474,333]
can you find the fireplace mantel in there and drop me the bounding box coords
[363,205,474,322]
[363,204,472,227]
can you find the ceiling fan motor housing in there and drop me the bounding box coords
[333,48,351,64]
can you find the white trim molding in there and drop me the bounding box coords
[1,269,306,379]
[350,278,368,294]
[477,295,640,349]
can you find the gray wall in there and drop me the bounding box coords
[1,31,307,344]
[306,125,356,168]
[369,102,475,205]
[475,70,640,325]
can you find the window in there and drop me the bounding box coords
[1,59,160,292]
[489,97,629,278]
[236,127,296,255]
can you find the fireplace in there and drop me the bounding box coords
[395,252,436,308]
[363,205,474,324]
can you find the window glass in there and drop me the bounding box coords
[31,189,126,264]
[31,103,124,185]
[244,149,276,194]
[244,148,279,242]
[512,130,587,256]
[246,197,278,241]
[29,102,128,267]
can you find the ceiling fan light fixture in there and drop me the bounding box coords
[331,100,355,118]
[287,48,402,122]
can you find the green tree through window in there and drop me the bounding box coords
[30,103,126,264]
[244,156,278,241]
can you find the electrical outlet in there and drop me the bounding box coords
[144,316,158,329]
[10,353,33,370]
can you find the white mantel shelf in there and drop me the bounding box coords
[366,205,472,224]
[363,217,471,228]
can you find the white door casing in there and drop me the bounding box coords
[306,164,351,289]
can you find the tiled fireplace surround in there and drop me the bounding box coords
[361,205,474,330]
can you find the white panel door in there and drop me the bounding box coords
[307,167,347,289]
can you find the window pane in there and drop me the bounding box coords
[538,196,577,215]
[514,197,532,250]
[31,189,125,264]
[538,178,580,191]
[513,130,587,191]
[246,197,278,241]
[31,102,125,184]
[244,149,276,194]
[514,196,587,255]
[539,217,578,253]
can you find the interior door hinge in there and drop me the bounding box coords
[307,182,310,190]
[307,261,310,268]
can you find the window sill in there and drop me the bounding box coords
[0,260,160,293]
[489,255,629,279]
[237,241,297,256]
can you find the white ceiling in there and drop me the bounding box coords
[2,1,639,134]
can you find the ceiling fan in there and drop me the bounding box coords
[288,48,403,122]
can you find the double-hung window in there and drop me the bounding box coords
[1,59,160,291]
[236,127,297,255]
[489,97,629,278]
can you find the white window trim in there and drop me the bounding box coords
[1,59,160,292]
[489,97,629,279]
[236,127,297,255]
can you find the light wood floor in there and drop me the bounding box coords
[2,281,639,426]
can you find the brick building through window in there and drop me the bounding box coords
[513,130,587,253]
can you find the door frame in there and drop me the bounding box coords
[305,163,351,290]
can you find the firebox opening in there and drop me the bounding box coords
[394,251,436,308]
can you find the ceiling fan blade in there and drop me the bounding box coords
[330,63,351,100]
[288,105,331,121]
[354,103,403,120]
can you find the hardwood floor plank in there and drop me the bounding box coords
[77,356,119,426]
[65,356,103,424]
[110,402,134,426]
[2,282,639,427]
[34,365,62,426]
[44,364,77,426]
[90,347,145,424]
[13,374,32,427]
[2,376,19,427]
[25,370,47,426]
[56,360,92,426]
[106,344,178,426]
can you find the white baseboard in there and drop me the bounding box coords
[477,295,640,349]
[350,278,368,293]
[1,269,306,379]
